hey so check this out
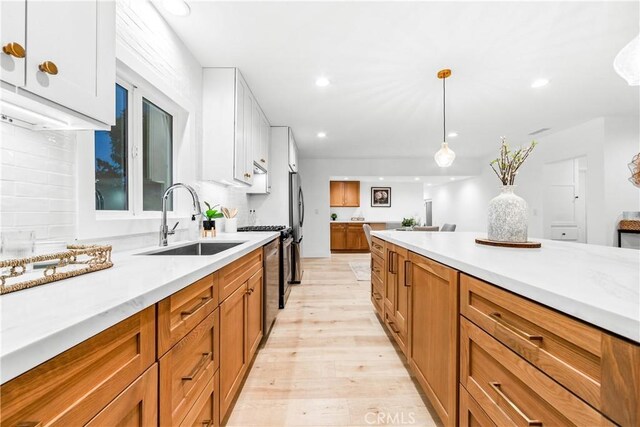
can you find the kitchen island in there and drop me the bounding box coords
[370,230,639,427]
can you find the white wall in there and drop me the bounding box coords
[0,0,249,248]
[331,181,425,223]
[299,156,483,257]
[425,117,640,247]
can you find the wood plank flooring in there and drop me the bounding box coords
[225,254,439,427]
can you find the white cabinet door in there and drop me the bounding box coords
[234,72,247,183]
[0,0,26,87]
[260,114,269,170]
[252,101,261,169]
[24,0,114,125]
[241,78,253,185]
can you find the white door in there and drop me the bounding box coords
[543,157,587,243]
[0,0,26,87]
[24,0,114,125]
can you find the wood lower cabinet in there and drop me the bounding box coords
[160,308,219,426]
[181,371,220,427]
[459,385,495,427]
[330,223,348,250]
[86,364,158,427]
[331,222,382,252]
[460,317,613,426]
[409,252,459,427]
[0,306,155,426]
[330,180,360,207]
[219,282,248,420]
[247,269,264,361]
[383,243,410,355]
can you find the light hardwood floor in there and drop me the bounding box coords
[225,254,439,427]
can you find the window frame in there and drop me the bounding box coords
[77,64,190,241]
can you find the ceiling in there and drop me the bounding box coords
[156,1,639,159]
[329,175,472,186]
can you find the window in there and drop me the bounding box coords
[95,84,128,210]
[94,81,174,213]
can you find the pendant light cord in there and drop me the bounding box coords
[443,77,446,143]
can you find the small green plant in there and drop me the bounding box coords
[401,217,416,227]
[203,202,224,220]
[330,213,338,220]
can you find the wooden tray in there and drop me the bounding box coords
[475,238,541,249]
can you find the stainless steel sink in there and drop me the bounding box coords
[142,242,244,256]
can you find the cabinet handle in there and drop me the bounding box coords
[260,158,266,163]
[388,321,400,334]
[404,260,411,287]
[38,60,58,75]
[390,252,398,274]
[246,287,254,295]
[490,312,543,343]
[182,352,212,381]
[181,297,211,318]
[489,382,542,426]
[387,251,392,273]
[2,42,25,58]
[202,421,213,427]
[372,291,382,300]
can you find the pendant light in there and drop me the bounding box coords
[613,33,640,86]
[434,69,456,167]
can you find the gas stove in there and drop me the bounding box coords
[237,225,288,232]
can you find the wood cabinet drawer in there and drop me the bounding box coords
[461,274,601,411]
[371,274,384,317]
[219,249,262,303]
[0,307,155,426]
[158,273,219,356]
[461,274,640,426]
[459,385,495,427]
[460,317,614,426]
[371,253,384,281]
[180,371,219,427]
[371,237,384,259]
[160,308,220,426]
[86,364,158,427]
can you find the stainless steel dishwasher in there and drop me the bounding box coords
[263,238,280,341]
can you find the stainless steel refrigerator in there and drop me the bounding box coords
[289,172,304,283]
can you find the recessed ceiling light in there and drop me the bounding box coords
[163,0,190,16]
[427,183,433,187]
[414,177,421,181]
[450,177,456,181]
[531,78,549,88]
[317,132,326,138]
[378,177,384,181]
[448,132,458,138]
[343,177,349,180]
[315,77,330,87]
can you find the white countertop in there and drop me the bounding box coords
[0,232,278,384]
[331,220,395,223]
[372,231,640,343]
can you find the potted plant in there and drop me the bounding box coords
[401,217,416,228]
[487,137,537,242]
[330,213,338,221]
[202,202,224,231]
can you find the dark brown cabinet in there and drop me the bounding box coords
[330,181,360,207]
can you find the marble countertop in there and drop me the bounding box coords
[0,232,279,384]
[372,231,640,343]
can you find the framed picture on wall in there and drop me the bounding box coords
[371,187,391,207]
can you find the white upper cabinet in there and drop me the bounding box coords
[288,128,299,172]
[203,68,270,186]
[0,0,115,129]
[1,0,26,87]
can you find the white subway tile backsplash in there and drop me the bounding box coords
[0,122,76,241]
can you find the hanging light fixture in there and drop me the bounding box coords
[613,33,640,86]
[434,69,456,167]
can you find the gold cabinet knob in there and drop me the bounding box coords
[260,158,266,163]
[38,61,58,75]
[2,42,25,58]
[244,173,251,178]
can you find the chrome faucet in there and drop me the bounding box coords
[160,183,202,246]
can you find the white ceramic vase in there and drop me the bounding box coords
[487,185,528,242]
[225,218,237,233]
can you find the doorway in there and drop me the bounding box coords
[543,156,587,243]
[425,200,433,226]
